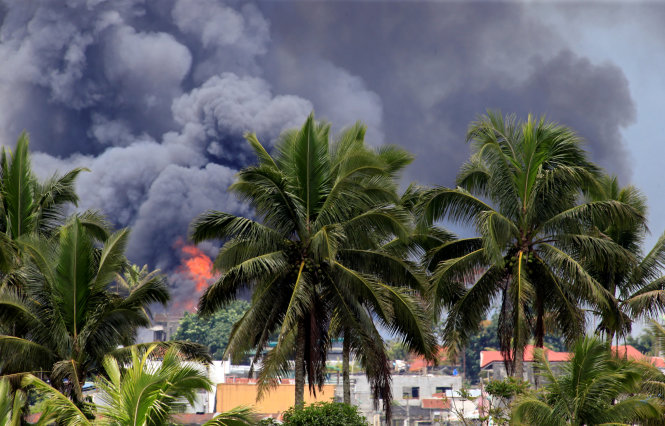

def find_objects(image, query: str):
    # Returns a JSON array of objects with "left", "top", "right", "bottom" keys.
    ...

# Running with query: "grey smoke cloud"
[
  {"left": 261, "top": 2, "right": 636, "bottom": 185},
  {"left": 1, "top": 1, "right": 638, "bottom": 309}
]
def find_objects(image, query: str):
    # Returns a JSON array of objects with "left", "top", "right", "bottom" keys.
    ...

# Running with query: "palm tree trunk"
[
  {"left": 295, "top": 321, "right": 306, "bottom": 409},
  {"left": 514, "top": 345, "right": 524, "bottom": 380},
  {"left": 535, "top": 296, "right": 544, "bottom": 349},
  {"left": 342, "top": 330, "right": 351, "bottom": 404},
  {"left": 534, "top": 297, "right": 544, "bottom": 388}
]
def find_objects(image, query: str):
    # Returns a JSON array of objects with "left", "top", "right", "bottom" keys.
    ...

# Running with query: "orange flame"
[
  {"left": 173, "top": 239, "right": 219, "bottom": 313},
  {"left": 181, "top": 245, "right": 214, "bottom": 292}
]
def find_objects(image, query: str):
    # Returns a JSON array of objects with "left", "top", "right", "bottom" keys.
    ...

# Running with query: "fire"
[
  {"left": 173, "top": 238, "right": 219, "bottom": 313},
  {"left": 181, "top": 245, "right": 214, "bottom": 292}
]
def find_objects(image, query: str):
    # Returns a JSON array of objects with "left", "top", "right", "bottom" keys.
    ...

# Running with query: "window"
[
  {"left": 435, "top": 386, "right": 451, "bottom": 394},
  {"left": 403, "top": 387, "right": 420, "bottom": 399}
]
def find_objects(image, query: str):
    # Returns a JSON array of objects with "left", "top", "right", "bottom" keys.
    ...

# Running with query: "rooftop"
[{"left": 480, "top": 344, "right": 665, "bottom": 369}]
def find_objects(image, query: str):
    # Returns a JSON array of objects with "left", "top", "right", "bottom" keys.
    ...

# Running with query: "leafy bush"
[
  {"left": 171, "top": 300, "right": 249, "bottom": 359},
  {"left": 484, "top": 377, "right": 529, "bottom": 399},
  {"left": 482, "top": 378, "right": 530, "bottom": 425},
  {"left": 281, "top": 401, "right": 368, "bottom": 426}
]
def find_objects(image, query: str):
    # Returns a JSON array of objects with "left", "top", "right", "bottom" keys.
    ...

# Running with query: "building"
[
  {"left": 480, "top": 344, "right": 569, "bottom": 383},
  {"left": 480, "top": 344, "right": 665, "bottom": 384},
  {"left": 407, "top": 347, "right": 459, "bottom": 376},
  {"left": 136, "top": 312, "right": 184, "bottom": 343},
  {"left": 215, "top": 381, "right": 336, "bottom": 420},
  {"left": 348, "top": 373, "right": 462, "bottom": 424}
]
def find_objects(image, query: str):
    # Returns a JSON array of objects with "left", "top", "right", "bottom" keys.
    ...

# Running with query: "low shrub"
[{"left": 281, "top": 401, "right": 368, "bottom": 426}]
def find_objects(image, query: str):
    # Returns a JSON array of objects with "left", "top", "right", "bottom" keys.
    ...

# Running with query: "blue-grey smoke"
[{"left": 0, "top": 0, "right": 636, "bottom": 308}]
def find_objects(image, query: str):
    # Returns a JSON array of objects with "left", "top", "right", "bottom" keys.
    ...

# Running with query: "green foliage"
[
  {"left": 26, "top": 345, "right": 256, "bottom": 425},
  {"left": 0, "top": 218, "right": 170, "bottom": 402},
  {"left": 585, "top": 175, "right": 665, "bottom": 341},
  {"left": 0, "top": 132, "right": 90, "bottom": 279},
  {"left": 281, "top": 401, "right": 368, "bottom": 426},
  {"left": 202, "top": 406, "right": 258, "bottom": 426},
  {"left": 386, "top": 339, "right": 408, "bottom": 360},
  {"left": 482, "top": 378, "right": 529, "bottom": 426},
  {"left": 423, "top": 111, "right": 639, "bottom": 376},
  {"left": 543, "top": 334, "right": 568, "bottom": 352},
  {"left": 172, "top": 300, "right": 250, "bottom": 359},
  {"left": 485, "top": 377, "right": 529, "bottom": 400},
  {"left": 458, "top": 317, "right": 498, "bottom": 384},
  {"left": 192, "top": 114, "right": 436, "bottom": 419},
  {"left": 626, "top": 331, "right": 654, "bottom": 355},
  {"left": 450, "top": 314, "right": 568, "bottom": 384},
  {"left": 95, "top": 345, "right": 213, "bottom": 425},
  {"left": 0, "top": 378, "right": 25, "bottom": 426},
  {"left": 512, "top": 336, "right": 665, "bottom": 425}
]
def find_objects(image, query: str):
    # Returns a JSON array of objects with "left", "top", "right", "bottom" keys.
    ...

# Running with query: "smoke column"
[{"left": 0, "top": 1, "right": 636, "bottom": 309}]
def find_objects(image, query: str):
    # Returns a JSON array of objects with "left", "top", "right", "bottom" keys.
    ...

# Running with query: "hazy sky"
[{"left": 0, "top": 0, "right": 662, "bottom": 310}]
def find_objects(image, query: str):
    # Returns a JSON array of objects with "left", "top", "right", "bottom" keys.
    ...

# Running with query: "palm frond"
[
  {"left": 109, "top": 340, "right": 212, "bottom": 365},
  {"left": 202, "top": 406, "right": 259, "bottom": 426},
  {"left": 3, "top": 132, "right": 37, "bottom": 239},
  {"left": 23, "top": 374, "right": 92, "bottom": 426}
]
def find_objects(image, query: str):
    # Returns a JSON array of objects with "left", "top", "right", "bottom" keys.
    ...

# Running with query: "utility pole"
[{"left": 404, "top": 395, "right": 411, "bottom": 426}]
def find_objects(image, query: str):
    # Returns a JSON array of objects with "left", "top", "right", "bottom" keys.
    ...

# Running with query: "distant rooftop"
[{"left": 480, "top": 344, "right": 665, "bottom": 369}]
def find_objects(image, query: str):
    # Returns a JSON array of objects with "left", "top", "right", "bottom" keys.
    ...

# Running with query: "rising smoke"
[{"left": 0, "top": 0, "right": 637, "bottom": 310}]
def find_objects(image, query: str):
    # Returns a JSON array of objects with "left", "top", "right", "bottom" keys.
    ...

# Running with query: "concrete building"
[
  {"left": 216, "top": 382, "right": 336, "bottom": 420},
  {"left": 347, "top": 373, "right": 462, "bottom": 424},
  {"left": 136, "top": 312, "right": 184, "bottom": 343},
  {"left": 480, "top": 345, "right": 570, "bottom": 383},
  {"left": 480, "top": 344, "right": 665, "bottom": 385}
]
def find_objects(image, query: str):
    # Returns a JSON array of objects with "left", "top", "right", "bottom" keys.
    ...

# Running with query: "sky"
[{"left": 0, "top": 0, "right": 662, "bottom": 313}]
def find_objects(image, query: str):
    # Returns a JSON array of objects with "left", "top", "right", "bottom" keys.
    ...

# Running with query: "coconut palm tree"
[
  {"left": 512, "top": 336, "right": 664, "bottom": 425},
  {"left": 94, "top": 345, "right": 251, "bottom": 426},
  {"left": 582, "top": 175, "right": 665, "bottom": 346},
  {"left": 329, "top": 185, "right": 443, "bottom": 408},
  {"left": 191, "top": 114, "right": 436, "bottom": 415},
  {"left": 0, "top": 132, "right": 103, "bottom": 281},
  {"left": 0, "top": 217, "right": 173, "bottom": 402},
  {"left": 26, "top": 345, "right": 257, "bottom": 425},
  {"left": 421, "top": 112, "right": 638, "bottom": 378}
]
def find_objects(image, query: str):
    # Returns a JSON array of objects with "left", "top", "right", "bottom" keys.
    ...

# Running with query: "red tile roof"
[
  {"left": 480, "top": 345, "right": 570, "bottom": 368},
  {"left": 481, "top": 344, "right": 665, "bottom": 369},
  {"left": 422, "top": 398, "right": 451, "bottom": 409},
  {"left": 408, "top": 347, "right": 453, "bottom": 371},
  {"left": 611, "top": 345, "right": 648, "bottom": 360},
  {"left": 652, "top": 356, "right": 665, "bottom": 368},
  {"left": 611, "top": 345, "right": 665, "bottom": 368}
]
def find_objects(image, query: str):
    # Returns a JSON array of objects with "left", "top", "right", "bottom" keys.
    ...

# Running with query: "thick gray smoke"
[
  {"left": 2, "top": 1, "right": 637, "bottom": 309},
  {"left": 262, "top": 2, "right": 636, "bottom": 184}
]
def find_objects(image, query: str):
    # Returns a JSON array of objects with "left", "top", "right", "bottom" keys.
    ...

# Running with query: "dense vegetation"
[
  {"left": 172, "top": 300, "right": 250, "bottom": 359},
  {"left": 280, "top": 401, "right": 368, "bottom": 426},
  {"left": 1, "top": 110, "right": 665, "bottom": 425}
]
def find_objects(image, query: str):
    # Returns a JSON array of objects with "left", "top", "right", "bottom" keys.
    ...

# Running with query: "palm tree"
[
  {"left": 421, "top": 112, "right": 638, "bottom": 378},
  {"left": 0, "top": 217, "right": 172, "bottom": 402},
  {"left": 330, "top": 185, "right": 439, "bottom": 408},
  {"left": 115, "top": 264, "right": 165, "bottom": 320},
  {"left": 95, "top": 345, "right": 240, "bottom": 425},
  {"left": 0, "top": 132, "right": 98, "bottom": 280},
  {"left": 584, "top": 175, "right": 665, "bottom": 345},
  {"left": 0, "top": 379, "right": 24, "bottom": 426},
  {"left": 512, "top": 336, "right": 664, "bottom": 425},
  {"left": 26, "top": 345, "right": 257, "bottom": 425},
  {"left": 191, "top": 114, "right": 436, "bottom": 415}
]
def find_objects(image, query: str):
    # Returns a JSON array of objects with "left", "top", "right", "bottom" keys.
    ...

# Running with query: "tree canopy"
[{"left": 171, "top": 300, "right": 250, "bottom": 360}]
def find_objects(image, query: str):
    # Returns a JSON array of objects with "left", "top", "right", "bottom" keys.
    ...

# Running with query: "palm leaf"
[
  {"left": 202, "top": 406, "right": 259, "bottom": 426},
  {"left": 3, "top": 132, "right": 37, "bottom": 239}
]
